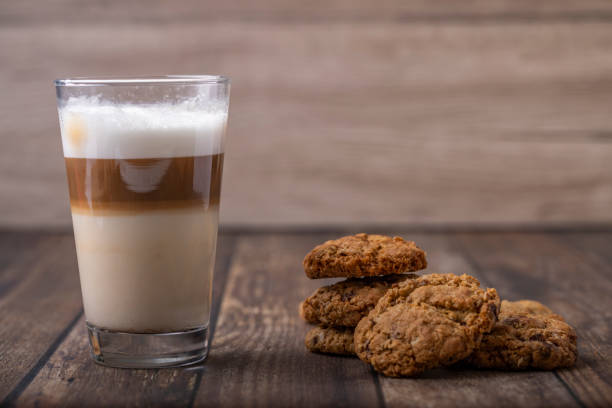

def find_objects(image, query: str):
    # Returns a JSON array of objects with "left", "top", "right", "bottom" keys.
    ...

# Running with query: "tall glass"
[{"left": 55, "top": 76, "right": 230, "bottom": 368}]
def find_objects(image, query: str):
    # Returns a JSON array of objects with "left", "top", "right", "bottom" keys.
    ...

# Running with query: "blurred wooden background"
[{"left": 1, "top": 0, "right": 611, "bottom": 228}]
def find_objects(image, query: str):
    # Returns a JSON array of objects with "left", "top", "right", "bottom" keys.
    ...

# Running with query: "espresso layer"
[{"left": 66, "top": 154, "right": 223, "bottom": 214}]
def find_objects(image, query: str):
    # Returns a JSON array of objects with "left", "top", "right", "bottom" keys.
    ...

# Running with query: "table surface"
[{"left": 0, "top": 228, "right": 610, "bottom": 407}]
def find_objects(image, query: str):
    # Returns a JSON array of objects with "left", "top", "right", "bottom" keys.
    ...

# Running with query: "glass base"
[{"left": 86, "top": 323, "right": 209, "bottom": 368}]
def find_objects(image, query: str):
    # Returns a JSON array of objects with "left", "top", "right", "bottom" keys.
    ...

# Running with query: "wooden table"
[{"left": 1, "top": 229, "right": 610, "bottom": 407}]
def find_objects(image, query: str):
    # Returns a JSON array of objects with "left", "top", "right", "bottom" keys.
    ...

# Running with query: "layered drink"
[{"left": 56, "top": 76, "right": 230, "bottom": 367}]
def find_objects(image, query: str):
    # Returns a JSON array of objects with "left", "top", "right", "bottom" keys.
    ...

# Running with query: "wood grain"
[
  {"left": 0, "top": 231, "right": 46, "bottom": 298},
  {"left": 1, "top": 230, "right": 611, "bottom": 407},
  {"left": 9, "top": 233, "right": 236, "bottom": 407},
  {"left": 1, "top": 2, "right": 612, "bottom": 228},
  {"left": 11, "top": 317, "right": 203, "bottom": 407},
  {"left": 194, "top": 234, "right": 381, "bottom": 407},
  {"left": 563, "top": 233, "right": 612, "bottom": 267},
  {"left": 0, "top": 232, "right": 82, "bottom": 402},
  {"left": 456, "top": 232, "right": 612, "bottom": 408},
  {"left": 3, "top": 0, "right": 612, "bottom": 24}
]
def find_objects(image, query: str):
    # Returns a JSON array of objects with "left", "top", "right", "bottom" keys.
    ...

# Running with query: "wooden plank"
[
  {"left": 1, "top": 21, "right": 612, "bottom": 229},
  {"left": 376, "top": 233, "right": 578, "bottom": 408},
  {"left": 10, "top": 233, "right": 236, "bottom": 406},
  {"left": 0, "top": 230, "right": 47, "bottom": 298},
  {"left": 11, "top": 316, "right": 203, "bottom": 407},
  {"left": 208, "top": 234, "right": 239, "bottom": 341},
  {"left": 3, "top": 0, "right": 612, "bottom": 24},
  {"left": 456, "top": 232, "right": 612, "bottom": 408},
  {"left": 3, "top": 231, "right": 610, "bottom": 406},
  {"left": 193, "top": 234, "right": 381, "bottom": 407},
  {"left": 563, "top": 232, "right": 612, "bottom": 267},
  {"left": 0, "top": 232, "right": 82, "bottom": 402},
  {"left": 0, "top": 230, "right": 44, "bottom": 268}
]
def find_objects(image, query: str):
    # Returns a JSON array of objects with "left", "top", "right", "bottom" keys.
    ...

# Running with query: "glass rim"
[{"left": 54, "top": 75, "right": 230, "bottom": 87}]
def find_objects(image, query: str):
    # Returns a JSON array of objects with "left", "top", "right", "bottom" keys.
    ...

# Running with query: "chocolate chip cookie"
[
  {"left": 300, "top": 274, "right": 417, "bottom": 328},
  {"left": 467, "top": 300, "right": 577, "bottom": 370},
  {"left": 303, "top": 233, "right": 427, "bottom": 279},
  {"left": 500, "top": 299, "right": 564, "bottom": 321},
  {"left": 305, "top": 326, "right": 356, "bottom": 356},
  {"left": 354, "top": 273, "right": 500, "bottom": 377}
]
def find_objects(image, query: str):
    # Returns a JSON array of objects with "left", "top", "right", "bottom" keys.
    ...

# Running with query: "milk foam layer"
[{"left": 59, "top": 97, "right": 227, "bottom": 159}]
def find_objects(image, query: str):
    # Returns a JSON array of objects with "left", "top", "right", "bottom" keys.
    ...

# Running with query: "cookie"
[
  {"left": 300, "top": 274, "right": 417, "bottom": 328},
  {"left": 467, "top": 300, "right": 577, "bottom": 370},
  {"left": 304, "top": 326, "right": 356, "bottom": 356},
  {"left": 354, "top": 273, "right": 500, "bottom": 377},
  {"left": 500, "top": 299, "right": 564, "bottom": 321},
  {"left": 303, "top": 233, "right": 427, "bottom": 279}
]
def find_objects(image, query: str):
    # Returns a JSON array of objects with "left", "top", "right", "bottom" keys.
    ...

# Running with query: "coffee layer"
[{"left": 66, "top": 154, "right": 223, "bottom": 214}]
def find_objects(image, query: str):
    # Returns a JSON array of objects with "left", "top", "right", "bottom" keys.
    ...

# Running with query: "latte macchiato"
[{"left": 59, "top": 98, "right": 226, "bottom": 333}]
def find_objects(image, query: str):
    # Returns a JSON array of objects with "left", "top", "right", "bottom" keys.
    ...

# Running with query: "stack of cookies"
[
  {"left": 300, "top": 233, "right": 428, "bottom": 356},
  {"left": 299, "top": 233, "right": 577, "bottom": 377}
]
